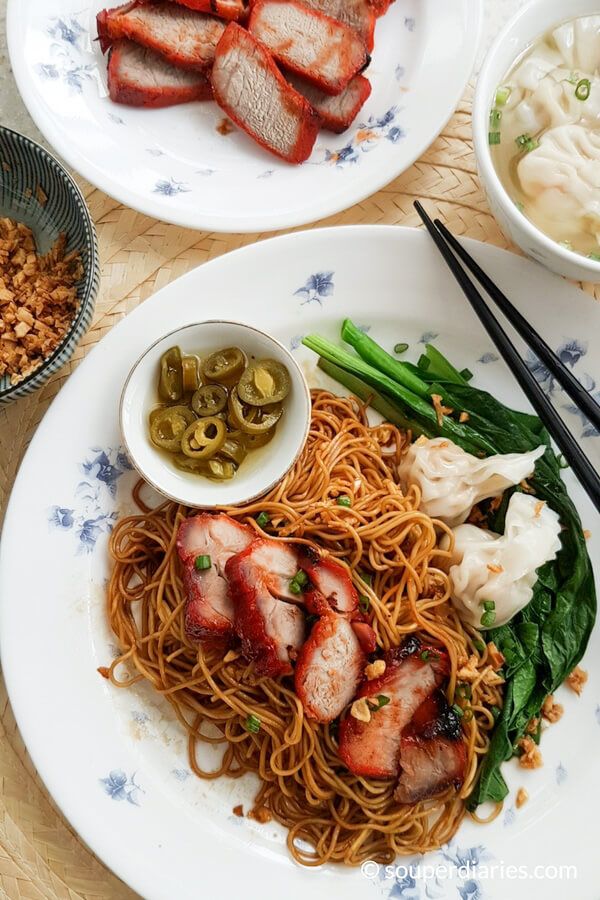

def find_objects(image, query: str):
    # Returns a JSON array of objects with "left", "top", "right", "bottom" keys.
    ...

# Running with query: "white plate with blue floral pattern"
[
  {"left": 7, "top": 1, "right": 480, "bottom": 232},
  {"left": 1, "top": 226, "right": 600, "bottom": 900}
]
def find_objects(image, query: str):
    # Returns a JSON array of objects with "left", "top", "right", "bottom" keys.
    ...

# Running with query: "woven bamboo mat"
[{"left": 0, "top": 84, "right": 597, "bottom": 900}]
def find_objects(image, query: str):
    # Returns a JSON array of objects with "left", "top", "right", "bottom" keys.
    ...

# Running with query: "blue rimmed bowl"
[{"left": 0, "top": 126, "right": 99, "bottom": 405}]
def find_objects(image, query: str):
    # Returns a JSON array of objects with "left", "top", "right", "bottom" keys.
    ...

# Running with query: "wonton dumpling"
[
  {"left": 552, "top": 16, "right": 600, "bottom": 73},
  {"left": 398, "top": 437, "right": 545, "bottom": 527},
  {"left": 441, "top": 493, "right": 561, "bottom": 629},
  {"left": 518, "top": 124, "right": 600, "bottom": 242}
]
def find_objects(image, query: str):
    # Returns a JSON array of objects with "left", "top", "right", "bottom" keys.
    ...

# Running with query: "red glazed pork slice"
[
  {"left": 286, "top": 73, "right": 371, "bottom": 132},
  {"left": 107, "top": 39, "right": 213, "bottom": 107},
  {"left": 300, "top": 0, "right": 375, "bottom": 50},
  {"left": 165, "top": 0, "right": 248, "bottom": 21}
]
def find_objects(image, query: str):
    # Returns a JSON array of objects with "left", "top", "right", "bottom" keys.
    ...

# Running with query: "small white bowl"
[
  {"left": 473, "top": 0, "right": 600, "bottom": 284},
  {"left": 120, "top": 320, "right": 311, "bottom": 507}
]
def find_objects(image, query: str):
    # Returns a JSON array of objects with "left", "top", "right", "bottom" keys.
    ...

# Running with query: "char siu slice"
[
  {"left": 107, "top": 39, "right": 213, "bottom": 107},
  {"left": 165, "top": 0, "right": 248, "bottom": 21},
  {"left": 367, "top": 0, "right": 395, "bottom": 16},
  {"left": 177, "top": 513, "right": 254, "bottom": 641},
  {"left": 338, "top": 636, "right": 448, "bottom": 778},
  {"left": 286, "top": 72, "right": 371, "bottom": 132},
  {"left": 248, "top": 0, "right": 369, "bottom": 96},
  {"left": 98, "top": 1, "right": 225, "bottom": 70},
  {"left": 394, "top": 690, "right": 467, "bottom": 804},
  {"left": 295, "top": 610, "right": 366, "bottom": 723},
  {"left": 211, "top": 23, "right": 320, "bottom": 163},
  {"left": 298, "top": 548, "right": 359, "bottom": 614},
  {"left": 225, "top": 538, "right": 306, "bottom": 677},
  {"left": 300, "top": 0, "right": 375, "bottom": 50}
]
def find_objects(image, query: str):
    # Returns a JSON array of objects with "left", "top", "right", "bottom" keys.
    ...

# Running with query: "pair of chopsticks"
[{"left": 414, "top": 200, "right": 600, "bottom": 515}]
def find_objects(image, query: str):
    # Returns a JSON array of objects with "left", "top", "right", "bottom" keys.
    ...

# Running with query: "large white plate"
[
  {"left": 7, "top": 1, "right": 480, "bottom": 232},
  {"left": 2, "top": 226, "right": 600, "bottom": 900}
]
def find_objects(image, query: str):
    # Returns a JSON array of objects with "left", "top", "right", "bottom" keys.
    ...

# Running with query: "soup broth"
[{"left": 491, "top": 15, "right": 600, "bottom": 258}]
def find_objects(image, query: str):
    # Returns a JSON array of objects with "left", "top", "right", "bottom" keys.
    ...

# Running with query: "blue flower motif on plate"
[
  {"left": 100, "top": 769, "right": 144, "bottom": 806},
  {"left": 48, "top": 446, "right": 133, "bottom": 553},
  {"left": 154, "top": 178, "right": 191, "bottom": 196},
  {"left": 595, "top": 704, "right": 600, "bottom": 725},
  {"left": 503, "top": 805, "right": 516, "bottom": 827},
  {"left": 294, "top": 272, "right": 335, "bottom": 306},
  {"left": 108, "top": 112, "right": 125, "bottom": 125},
  {"left": 556, "top": 762, "right": 568, "bottom": 785},
  {"left": 419, "top": 331, "right": 440, "bottom": 344},
  {"left": 478, "top": 351, "right": 499, "bottom": 364},
  {"left": 290, "top": 334, "right": 306, "bottom": 351},
  {"left": 37, "top": 15, "right": 94, "bottom": 93},
  {"left": 457, "top": 881, "right": 482, "bottom": 900},
  {"left": 404, "top": 16, "right": 416, "bottom": 32},
  {"left": 322, "top": 107, "right": 406, "bottom": 167},
  {"left": 171, "top": 768, "right": 191, "bottom": 782},
  {"left": 395, "top": 65, "right": 406, "bottom": 81}
]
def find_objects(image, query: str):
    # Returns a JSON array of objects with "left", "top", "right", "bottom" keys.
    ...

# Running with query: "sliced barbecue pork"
[
  {"left": 367, "top": 0, "right": 395, "bottom": 16},
  {"left": 338, "top": 637, "right": 449, "bottom": 778},
  {"left": 298, "top": 548, "right": 359, "bottom": 614},
  {"left": 107, "top": 39, "right": 213, "bottom": 107},
  {"left": 98, "top": 1, "right": 226, "bottom": 70},
  {"left": 295, "top": 610, "right": 366, "bottom": 723},
  {"left": 177, "top": 513, "right": 254, "bottom": 641},
  {"left": 211, "top": 23, "right": 320, "bottom": 163},
  {"left": 286, "top": 73, "right": 371, "bottom": 133},
  {"left": 248, "top": 0, "right": 369, "bottom": 96},
  {"left": 225, "top": 538, "right": 306, "bottom": 677},
  {"left": 394, "top": 690, "right": 467, "bottom": 804},
  {"left": 300, "top": 0, "right": 375, "bottom": 50},
  {"left": 165, "top": 0, "right": 248, "bottom": 20}
]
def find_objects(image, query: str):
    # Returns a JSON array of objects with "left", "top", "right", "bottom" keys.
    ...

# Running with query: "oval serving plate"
[
  {"left": 1, "top": 227, "right": 599, "bottom": 900},
  {"left": 7, "top": 1, "right": 480, "bottom": 232}
]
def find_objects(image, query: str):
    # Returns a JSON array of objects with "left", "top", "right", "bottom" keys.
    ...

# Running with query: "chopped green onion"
[
  {"left": 488, "top": 131, "right": 501, "bottom": 146},
  {"left": 452, "top": 703, "right": 464, "bottom": 719},
  {"left": 456, "top": 683, "right": 472, "bottom": 700},
  {"left": 495, "top": 85, "right": 511, "bottom": 106},
  {"left": 482, "top": 600, "right": 496, "bottom": 612},
  {"left": 393, "top": 342, "right": 409, "bottom": 355},
  {"left": 459, "top": 367, "right": 473, "bottom": 382},
  {"left": 489, "top": 109, "right": 502, "bottom": 128},
  {"left": 359, "top": 595, "right": 370, "bottom": 615},
  {"left": 473, "top": 639, "right": 486, "bottom": 653},
  {"left": 462, "top": 707, "right": 474, "bottom": 723},
  {"left": 417, "top": 354, "right": 431, "bottom": 371},
  {"left": 420, "top": 649, "right": 430, "bottom": 661},
  {"left": 358, "top": 570, "right": 373, "bottom": 587},
  {"left": 289, "top": 569, "right": 309, "bottom": 594},
  {"left": 375, "top": 694, "right": 390, "bottom": 709},
  {"left": 480, "top": 610, "right": 497, "bottom": 628},
  {"left": 194, "top": 554, "right": 211, "bottom": 571},
  {"left": 515, "top": 133, "right": 539, "bottom": 153},
  {"left": 575, "top": 78, "right": 591, "bottom": 101},
  {"left": 244, "top": 714, "right": 261, "bottom": 733},
  {"left": 337, "top": 495, "right": 352, "bottom": 507},
  {"left": 256, "top": 511, "right": 270, "bottom": 528}
]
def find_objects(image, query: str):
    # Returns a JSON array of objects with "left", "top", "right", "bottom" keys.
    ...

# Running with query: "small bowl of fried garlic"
[{"left": 0, "top": 126, "right": 99, "bottom": 404}]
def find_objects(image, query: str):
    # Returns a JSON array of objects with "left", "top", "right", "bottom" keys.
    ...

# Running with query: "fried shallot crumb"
[
  {"left": 365, "top": 659, "right": 386, "bottom": 680},
  {"left": 487, "top": 641, "right": 505, "bottom": 671},
  {"left": 525, "top": 717, "right": 540, "bottom": 735},
  {"left": 516, "top": 787, "right": 529, "bottom": 808},
  {"left": 248, "top": 805, "right": 272, "bottom": 824},
  {"left": 459, "top": 411, "right": 470, "bottom": 423},
  {"left": 518, "top": 737, "right": 543, "bottom": 769},
  {"left": 431, "top": 394, "right": 453, "bottom": 427},
  {"left": 583, "top": 530, "right": 592, "bottom": 540},
  {"left": 566, "top": 666, "right": 588, "bottom": 695},
  {"left": 97, "top": 666, "right": 110, "bottom": 679},
  {"left": 541, "top": 695, "right": 564, "bottom": 723},
  {"left": 232, "top": 804, "right": 244, "bottom": 817},
  {"left": 350, "top": 697, "right": 372, "bottom": 723},
  {"left": 0, "top": 218, "right": 83, "bottom": 384}
]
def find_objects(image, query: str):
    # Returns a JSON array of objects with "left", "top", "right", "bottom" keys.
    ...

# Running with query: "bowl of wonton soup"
[{"left": 473, "top": 0, "right": 600, "bottom": 283}]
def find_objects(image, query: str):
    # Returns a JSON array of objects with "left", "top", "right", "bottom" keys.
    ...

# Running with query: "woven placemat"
[{"left": 0, "top": 85, "right": 597, "bottom": 900}]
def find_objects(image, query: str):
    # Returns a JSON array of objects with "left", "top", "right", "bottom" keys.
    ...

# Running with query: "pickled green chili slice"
[
  {"left": 201, "top": 347, "right": 246, "bottom": 385},
  {"left": 238, "top": 359, "right": 291, "bottom": 406},
  {"left": 181, "top": 416, "right": 226, "bottom": 459},
  {"left": 149, "top": 405, "right": 196, "bottom": 451},
  {"left": 158, "top": 346, "right": 183, "bottom": 401},
  {"left": 243, "top": 428, "right": 276, "bottom": 450},
  {"left": 181, "top": 355, "right": 201, "bottom": 394},
  {"left": 191, "top": 383, "right": 228, "bottom": 417},
  {"left": 228, "top": 387, "right": 283, "bottom": 434},
  {"left": 205, "top": 457, "right": 236, "bottom": 480},
  {"left": 219, "top": 435, "right": 248, "bottom": 466}
]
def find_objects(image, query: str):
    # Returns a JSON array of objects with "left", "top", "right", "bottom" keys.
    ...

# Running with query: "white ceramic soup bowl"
[
  {"left": 120, "top": 320, "right": 311, "bottom": 507},
  {"left": 473, "top": 0, "right": 600, "bottom": 284}
]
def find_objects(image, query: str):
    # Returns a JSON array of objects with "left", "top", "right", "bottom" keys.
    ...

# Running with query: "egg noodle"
[{"left": 106, "top": 390, "right": 503, "bottom": 866}]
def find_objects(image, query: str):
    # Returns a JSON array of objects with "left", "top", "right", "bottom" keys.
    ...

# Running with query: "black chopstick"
[
  {"left": 433, "top": 217, "right": 600, "bottom": 434},
  {"left": 414, "top": 200, "right": 600, "bottom": 514}
]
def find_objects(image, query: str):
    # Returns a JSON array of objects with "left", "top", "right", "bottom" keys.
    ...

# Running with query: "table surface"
[{"left": 0, "top": 1, "right": 587, "bottom": 899}]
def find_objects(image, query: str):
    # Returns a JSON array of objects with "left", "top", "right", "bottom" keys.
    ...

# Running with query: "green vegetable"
[
  {"left": 460, "top": 368, "right": 474, "bottom": 382},
  {"left": 575, "top": 78, "right": 591, "bottom": 101},
  {"left": 337, "top": 495, "right": 352, "bottom": 507},
  {"left": 304, "top": 324, "right": 595, "bottom": 813},
  {"left": 256, "top": 512, "right": 270, "bottom": 528},
  {"left": 194, "top": 554, "right": 211, "bottom": 571},
  {"left": 480, "top": 610, "right": 496, "bottom": 628},
  {"left": 244, "top": 714, "right": 261, "bottom": 734},
  {"left": 495, "top": 86, "right": 511, "bottom": 106},
  {"left": 483, "top": 600, "right": 495, "bottom": 612}
]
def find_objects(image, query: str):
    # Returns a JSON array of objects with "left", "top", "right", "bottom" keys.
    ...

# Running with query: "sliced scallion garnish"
[
  {"left": 359, "top": 595, "right": 370, "bottom": 614},
  {"left": 488, "top": 131, "right": 501, "bottom": 146},
  {"left": 394, "top": 342, "right": 409, "bottom": 355},
  {"left": 575, "top": 78, "right": 591, "bottom": 101},
  {"left": 515, "top": 133, "right": 539, "bottom": 153},
  {"left": 480, "top": 609, "right": 497, "bottom": 628},
  {"left": 495, "top": 85, "right": 511, "bottom": 106},
  {"left": 194, "top": 554, "right": 211, "bottom": 571},
  {"left": 337, "top": 495, "right": 352, "bottom": 507},
  {"left": 289, "top": 569, "right": 309, "bottom": 594},
  {"left": 256, "top": 511, "right": 270, "bottom": 528},
  {"left": 482, "top": 599, "right": 496, "bottom": 612},
  {"left": 489, "top": 109, "right": 502, "bottom": 128},
  {"left": 244, "top": 714, "right": 261, "bottom": 734}
]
